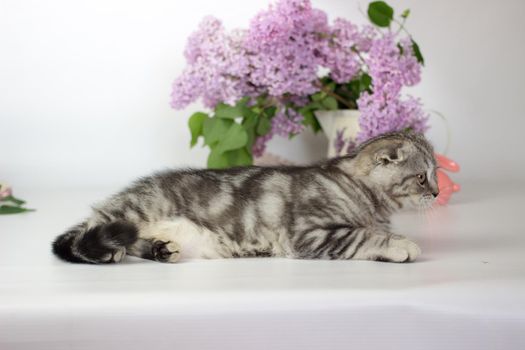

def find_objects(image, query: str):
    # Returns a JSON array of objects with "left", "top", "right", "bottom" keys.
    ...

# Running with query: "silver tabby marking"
[{"left": 52, "top": 132, "right": 438, "bottom": 264}]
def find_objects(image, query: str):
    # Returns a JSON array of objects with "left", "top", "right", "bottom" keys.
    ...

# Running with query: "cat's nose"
[{"left": 432, "top": 191, "right": 439, "bottom": 198}]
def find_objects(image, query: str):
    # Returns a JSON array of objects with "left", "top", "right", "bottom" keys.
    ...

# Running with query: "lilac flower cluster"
[
  {"left": 252, "top": 133, "right": 274, "bottom": 158},
  {"left": 357, "top": 94, "right": 428, "bottom": 142},
  {"left": 171, "top": 0, "right": 429, "bottom": 157},
  {"left": 171, "top": 1, "right": 378, "bottom": 109},
  {"left": 171, "top": 1, "right": 332, "bottom": 109},
  {"left": 357, "top": 35, "right": 428, "bottom": 142},
  {"left": 272, "top": 108, "right": 305, "bottom": 137},
  {"left": 170, "top": 17, "right": 250, "bottom": 109},
  {"left": 317, "top": 19, "right": 375, "bottom": 84},
  {"left": 244, "top": 0, "right": 328, "bottom": 97}
]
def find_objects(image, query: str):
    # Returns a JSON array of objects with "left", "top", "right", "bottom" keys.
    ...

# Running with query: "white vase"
[{"left": 315, "top": 109, "right": 361, "bottom": 158}]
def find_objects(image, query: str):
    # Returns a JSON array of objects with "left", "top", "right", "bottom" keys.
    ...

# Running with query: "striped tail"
[{"left": 52, "top": 221, "right": 138, "bottom": 264}]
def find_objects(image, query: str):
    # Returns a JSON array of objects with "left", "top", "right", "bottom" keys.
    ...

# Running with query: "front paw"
[
  {"left": 152, "top": 240, "right": 181, "bottom": 263},
  {"left": 379, "top": 234, "right": 421, "bottom": 263}
]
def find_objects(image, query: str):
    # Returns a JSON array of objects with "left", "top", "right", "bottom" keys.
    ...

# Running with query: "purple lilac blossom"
[
  {"left": 357, "top": 93, "right": 429, "bottom": 142},
  {"left": 272, "top": 107, "right": 305, "bottom": 137},
  {"left": 170, "top": 0, "right": 386, "bottom": 111},
  {"left": 252, "top": 132, "right": 274, "bottom": 158},
  {"left": 366, "top": 34, "right": 403, "bottom": 98},
  {"left": 170, "top": 0, "right": 429, "bottom": 155},
  {"left": 317, "top": 19, "right": 374, "bottom": 83},
  {"left": 244, "top": 0, "right": 329, "bottom": 96},
  {"left": 398, "top": 37, "right": 422, "bottom": 86},
  {"left": 356, "top": 34, "right": 428, "bottom": 143},
  {"left": 170, "top": 17, "right": 250, "bottom": 109}
]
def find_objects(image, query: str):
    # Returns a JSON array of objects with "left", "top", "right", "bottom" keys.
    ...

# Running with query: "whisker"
[{"left": 417, "top": 194, "right": 436, "bottom": 222}]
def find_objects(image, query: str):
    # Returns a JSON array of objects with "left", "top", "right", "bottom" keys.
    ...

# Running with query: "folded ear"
[
  {"left": 375, "top": 144, "right": 405, "bottom": 165},
  {"left": 348, "top": 139, "right": 408, "bottom": 175}
]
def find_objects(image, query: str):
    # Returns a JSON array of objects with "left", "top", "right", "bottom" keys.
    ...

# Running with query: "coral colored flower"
[{"left": 0, "top": 183, "right": 12, "bottom": 200}]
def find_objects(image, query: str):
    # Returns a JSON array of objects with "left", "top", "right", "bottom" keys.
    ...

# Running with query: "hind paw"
[
  {"left": 152, "top": 240, "right": 181, "bottom": 263},
  {"left": 112, "top": 248, "right": 126, "bottom": 262},
  {"left": 100, "top": 247, "right": 126, "bottom": 263}
]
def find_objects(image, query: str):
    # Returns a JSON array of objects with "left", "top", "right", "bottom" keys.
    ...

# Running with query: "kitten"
[{"left": 52, "top": 132, "right": 438, "bottom": 264}]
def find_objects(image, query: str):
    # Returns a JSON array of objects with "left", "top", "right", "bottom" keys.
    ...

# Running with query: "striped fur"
[{"left": 52, "top": 132, "right": 438, "bottom": 264}]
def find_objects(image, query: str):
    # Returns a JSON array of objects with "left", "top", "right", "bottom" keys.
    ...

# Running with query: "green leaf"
[
  {"left": 2, "top": 195, "right": 26, "bottom": 206},
  {"left": 0, "top": 205, "right": 35, "bottom": 215},
  {"left": 263, "top": 106, "right": 277, "bottom": 118},
  {"left": 322, "top": 96, "right": 338, "bottom": 110},
  {"left": 306, "top": 101, "right": 323, "bottom": 110},
  {"left": 203, "top": 117, "right": 233, "bottom": 147},
  {"left": 411, "top": 39, "right": 425, "bottom": 65},
  {"left": 215, "top": 123, "right": 248, "bottom": 154},
  {"left": 207, "top": 149, "right": 229, "bottom": 169},
  {"left": 236, "top": 96, "right": 250, "bottom": 107},
  {"left": 214, "top": 103, "right": 243, "bottom": 119},
  {"left": 242, "top": 106, "right": 258, "bottom": 120},
  {"left": 311, "top": 92, "right": 324, "bottom": 102},
  {"left": 348, "top": 79, "right": 360, "bottom": 97},
  {"left": 256, "top": 96, "right": 264, "bottom": 105},
  {"left": 226, "top": 148, "right": 253, "bottom": 167},
  {"left": 397, "top": 43, "right": 404, "bottom": 55},
  {"left": 256, "top": 116, "right": 272, "bottom": 136},
  {"left": 230, "top": 97, "right": 255, "bottom": 116},
  {"left": 299, "top": 108, "right": 321, "bottom": 133},
  {"left": 208, "top": 143, "right": 252, "bottom": 169},
  {"left": 368, "top": 1, "right": 394, "bottom": 27},
  {"left": 401, "top": 9, "right": 410, "bottom": 19},
  {"left": 242, "top": 114, "right": 258, "bottom": 150},
  {"left": 360, "top": 73, "right": 372, "bottom": 92},
  {"left": 188, "top": 112, "right": 208, "bottom": 147}
]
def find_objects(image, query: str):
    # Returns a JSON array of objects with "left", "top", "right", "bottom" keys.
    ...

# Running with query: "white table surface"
[{"left": 1, "top": 180, "right": 524, "bottom": 350}]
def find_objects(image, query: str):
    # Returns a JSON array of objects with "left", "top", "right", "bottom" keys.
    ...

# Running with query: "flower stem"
[
  {"left": 393, "top": 18, "right": 412, "bottom": 38},
  {"left": 315, "top": 81, "right": 356, "bottom": 109},
  {"left": 351, "top": 47, "right": 369, "bottom": 69}
]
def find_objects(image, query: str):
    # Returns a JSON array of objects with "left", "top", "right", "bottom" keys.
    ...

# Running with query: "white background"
[{"left": 1, "top": 0, "right": 524, "bottom": 189}]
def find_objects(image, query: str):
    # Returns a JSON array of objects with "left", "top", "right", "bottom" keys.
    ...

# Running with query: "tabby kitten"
[{"left": 52, "top": 132, "right": 438, "bottom": 264}]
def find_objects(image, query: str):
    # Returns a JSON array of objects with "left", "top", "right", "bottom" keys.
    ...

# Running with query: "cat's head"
[{"left": 352, "top": 132, "right": 439, "bottom": 209}]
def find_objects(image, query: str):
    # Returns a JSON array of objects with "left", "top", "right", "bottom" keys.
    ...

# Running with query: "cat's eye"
[{"left": 417, "top": 173, "right": 426, "bottom": 184}]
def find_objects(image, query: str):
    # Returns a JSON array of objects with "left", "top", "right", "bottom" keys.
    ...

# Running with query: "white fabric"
[{"left": 1, "top": 181, "right": 524, "bottom": 349}]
